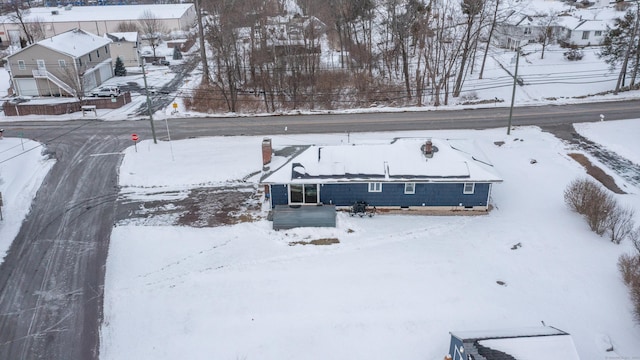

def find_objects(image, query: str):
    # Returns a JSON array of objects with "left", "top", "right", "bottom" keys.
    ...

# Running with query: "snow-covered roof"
[
  {"left": 451, "top": 326, "right": 568, "bottom": 340},
  {"left": 574, "top": 19, "right": 610, "bottom": 31},
  {"left": 36, "top": 29, "right": 111, "bottom": 58},
  {"left": 261, "top": 138, "right": 502, "bottom": 184},
  {"left": 479, "top": 335, "right": 581, "bottom": 360},
  {"left": 106, "top": 32, "right": 138, "bottom": 43},
  {"left": 0, "top": 4, "right": 193, "bottom": 23},
  {"left": 451, "top": 327, "right": 580, "bottom": 360}
]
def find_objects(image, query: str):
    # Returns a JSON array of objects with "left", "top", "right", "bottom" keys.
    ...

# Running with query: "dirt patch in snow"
[
  {"left": 568, "top": 153, "right": 625, "bottom": 194},
  {"left": 289, "top": 238, "right": 340, "bottom": 246},
  {"left": 116, "top": 184, "right": 264, "bottom": 227}
]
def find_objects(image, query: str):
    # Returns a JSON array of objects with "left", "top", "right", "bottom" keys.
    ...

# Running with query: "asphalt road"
[{"left": 0, "top": 99, "right": 638, "bottom": 359}]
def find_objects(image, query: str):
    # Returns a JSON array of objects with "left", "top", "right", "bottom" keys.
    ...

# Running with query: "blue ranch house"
[{"left": 260, "top": 137, "right": 502, "bottom": 211}]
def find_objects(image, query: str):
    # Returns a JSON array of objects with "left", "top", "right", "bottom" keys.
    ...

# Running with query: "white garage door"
[
  {"left": 15, "top": 78, "right": 39, "bottom": 96},
  {"left": 98, "top": 62, "right": 113, "bottom": 83}
]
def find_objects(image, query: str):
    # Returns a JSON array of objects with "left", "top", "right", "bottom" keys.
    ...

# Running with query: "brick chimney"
[
  {"left": 262, "top": 138, "right": 272, "bottom": 166},
  {"left": 424, "top": 140, "right": 433, "bottom": 158}
]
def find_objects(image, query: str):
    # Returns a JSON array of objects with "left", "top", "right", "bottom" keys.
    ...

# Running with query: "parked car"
[
  {"left": 152, "top": 59, "right": 170, "bottom": 66},
  {"left": 90, "top": 86, "right": 121, "bottom": 97}
]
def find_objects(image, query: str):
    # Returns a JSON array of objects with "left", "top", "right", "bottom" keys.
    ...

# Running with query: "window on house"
[
  {"left": 18, "top": 60, "right": 26, "bottom": 70},
  {"left": 104, "top": 45, "right": 108, "bottom": 53},
  {"left": 368, "top": 182, "right": 382, "bottom": 192},
  {"left": 289, "top": 184, "right": 318, "bottom": 204},
  {"left": 404, "top": 183, "right": 415, "bottom": 194},
  {"left": 89, "top": 54, "right": 92, "bottom": 61},
  {"left": 463, "top": 183, "right": 475, "bottom": 194},
  {"left": 96, "top": 49, "right": 100, "bottom": 58},
  {"left": 524, "top": 27, "right": 531, "bottom": 35},
  {"left": 582, "top": 31, "right": 590, "bottom": 40},
  {"left": 78, "top": 58, "right": 83, "bottom": 66},
  {"left": 595, "top": 30, "right": 602, "bottom": 36},
  {"left": 58, "top": 59, "right": 66, "bottom": 67}
]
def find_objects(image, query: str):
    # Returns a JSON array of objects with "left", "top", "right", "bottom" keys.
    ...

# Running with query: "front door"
[{"left": 289, "top": 184, "right": 319, "bottom": 205}]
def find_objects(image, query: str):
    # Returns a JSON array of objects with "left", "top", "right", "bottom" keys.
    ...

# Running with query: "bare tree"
[
  {"left": 54, "top": 61, "right": 88, "bottom": 103},
  {"left": 2, "top": 0, "right": 35, "bottom": 45},
  {"left": 453, "top": 0, "right": 485, "bottom": 97},
  {"left": 26, "top": 16, "right": 46, "bottom": 42},
  {"left": 194, "top": 0, "right": 210, "bottom": 85},
  {"left": 116, "top": 21, "right": 139, "bottom": 33},
  {"left": 138, "top": 10, "right": 167, "bottom": 58},
  {"left": 423, "top": 0, "right": 466, "bottom": 106},
  {"left": 479, "top": 0, "right": 499, "bottom": 79},
  {"left": 535, "top": 10, "right": 559, "bottom": 60}
]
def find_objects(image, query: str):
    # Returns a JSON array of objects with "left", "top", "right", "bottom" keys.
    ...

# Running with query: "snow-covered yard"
[
  {"left": 0, "top": 138, "right": 54, "bottom": 261},
  {"left": 98, "top": 121, "right": 640, "bottom": 360}
]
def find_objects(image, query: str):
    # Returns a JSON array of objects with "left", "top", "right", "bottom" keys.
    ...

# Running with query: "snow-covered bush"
[{"left": 564, "top": 178, "right": 636, "bottom": 242}]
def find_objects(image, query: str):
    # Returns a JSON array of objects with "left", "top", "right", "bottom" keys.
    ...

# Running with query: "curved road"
[{"left": 0, "top": 99, "right": 638, "bottom": 359}]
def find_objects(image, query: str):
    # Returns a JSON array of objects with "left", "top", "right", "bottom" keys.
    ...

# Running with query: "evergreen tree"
[
  {"left": 172, "top": 46, "right": 183, "bottom": 60},
  {"left": 599, "top": 7, "right": 640, "bottom": 91},
  {"left": 114, "top": 57, "right": 127, "bottom": 76}
]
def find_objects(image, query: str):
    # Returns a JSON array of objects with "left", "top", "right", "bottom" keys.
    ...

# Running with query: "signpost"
[{"left": 132, "top": 133, "right": 139, "bottom": 152}]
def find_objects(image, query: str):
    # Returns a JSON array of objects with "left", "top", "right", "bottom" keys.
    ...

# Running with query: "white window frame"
[
  {"left": 594, "top": 30, "right": 602, "bottom": 36},
  {"left": 463, "top": 182, "right": 475, "bottom": 194},
  {"left": 58, "top": 59, "right": 66, "bottom": 68},
  {"left": 368, "top": 182, "right": 382, "bottom": 192},
  {"left": 404, "top": 182, "right": 415, "bottom": 194},
  {"left": 17, "top": 60, "right": 26, "bottom": 70},
  {"left": 582, "top": 31, "right": 590, "bottom": 40}
]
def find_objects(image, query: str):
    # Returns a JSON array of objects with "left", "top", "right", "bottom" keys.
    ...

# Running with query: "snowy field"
[{"left": 99, "top": 121, "right": 640, "bottom": 360}]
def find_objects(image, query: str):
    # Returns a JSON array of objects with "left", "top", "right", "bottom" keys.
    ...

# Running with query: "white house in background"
[
  {"left": 495, "top": 12, "right": 563, "bottom": 50},
  {"left": 105, "top": 32, "right": 140, "bottom": 68},
  {"left": 5, "top": 29, "right": 113, "bottom": 97},
  {"left": 559, "top": 16, "right": 610, "bottom": 46}
]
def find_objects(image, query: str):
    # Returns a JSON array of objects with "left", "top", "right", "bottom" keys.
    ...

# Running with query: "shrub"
[
  {"left": 564, "top": 178, "right": 613, "bottom": 234},
  {"left": 564, "top": 178, "right": 636, "bottom": 242},
  {"left": 606, "top": 206, "right": 636, "bottom": 244},
  {"left": 619, "top": 253, "right": 640, "bottom": 323},
  {"left": 564, "top": 49, "right": 584, "bottom": 61}
]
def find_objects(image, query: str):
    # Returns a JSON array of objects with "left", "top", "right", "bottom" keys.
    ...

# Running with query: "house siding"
[
  {"left": 270, "top": 184, "right": 290, "bottom": 206},
  {"left": 448, "top": 335, "right": 465, "bottom": 360},
  {"left": 269, "top": 182, "right": 491, "bottom": 208},
  {"left": 7, "top": 38, "right": 113, "bottom": 97}
]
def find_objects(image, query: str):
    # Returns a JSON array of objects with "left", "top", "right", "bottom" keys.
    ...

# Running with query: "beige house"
[
  {"left": 106, "top": 32, "right": 140, "bottom": 67},
  {"left": 5, "top": 28, "right": 113, "bottom": 97},
  {"left": 0, "top": 4, "right": 195, "bottom": 46}
]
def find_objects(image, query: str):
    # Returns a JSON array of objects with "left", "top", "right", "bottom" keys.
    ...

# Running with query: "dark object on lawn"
[
  {"left": 350, "top": 201, "right": 376, "bottom": 217},
  {"left": 564, "top": 49, "right": 584, "bottom": 61}
]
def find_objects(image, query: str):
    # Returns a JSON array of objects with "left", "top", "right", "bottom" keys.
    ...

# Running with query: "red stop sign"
[{"left": 131, "top": 134, "right": 139, "bottom": 141}]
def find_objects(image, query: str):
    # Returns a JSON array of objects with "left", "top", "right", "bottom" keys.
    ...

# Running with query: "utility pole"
[
  {"left": 507, "top": 48, "right": 520, "bottom": 135},
  {"left": 141, "top": 58, "right": 157, "bottom": 144}
]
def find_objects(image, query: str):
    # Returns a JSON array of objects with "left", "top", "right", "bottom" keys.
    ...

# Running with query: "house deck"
[{"left": 272, "top": 204, "right": 336, "bottom": 230}]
